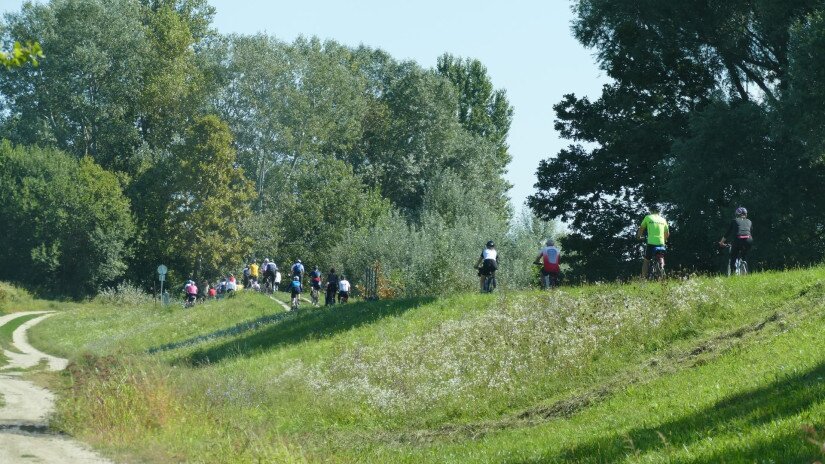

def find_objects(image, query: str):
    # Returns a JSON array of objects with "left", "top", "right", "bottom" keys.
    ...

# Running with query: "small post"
[{"left": 157, "top": 264, "right": 168, "bottom": 305}]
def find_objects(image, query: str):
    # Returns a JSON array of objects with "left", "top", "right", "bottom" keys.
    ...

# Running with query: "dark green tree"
[
  {"left": 0, "top": 142, "right": 134, "bottom": 296},
  {"left": 131, "top": 115, "right": 254, "bottom": 282},
  {"left": 530, "top": 0, "right": 822, "bottom": 280}
]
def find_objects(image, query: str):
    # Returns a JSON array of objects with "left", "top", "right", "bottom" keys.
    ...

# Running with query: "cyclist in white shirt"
[
  {"left": 338, "top": 276, "right": 351, "bottom": 303},
  {"left": 475, "top": 240, "right": 499, "bottom": 292}
]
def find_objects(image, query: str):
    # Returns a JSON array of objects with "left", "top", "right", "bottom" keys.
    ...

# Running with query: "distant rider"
[
  {"left": 636, "top": 206, "right": 670, "bottom": 279},
  {"left": 475, "top": 240, "right": 499, "bottom": 292},
  {"left": 242, "top": 264, "right": 251, "bottom": 288},
  {"left": 534, "top": 239, "right": 561, "bottom": 288},
  {"left": 290, "top": 275, "right": 303, "bottom": 309},
  {"left": 249, "top": 260, "right": 260, "bottom": 285},
  {"left": 338, "top": 276, "right": 351, "bottom": 303},
  {"left": 310, "top": 266, "right": 322, "bottom": 304},
  {"left": 262, "top": 259, "right": 276, "bottom": 290},
  {"left": 184, "top": 280, "right": 198, "bottom": 307},
  {"left": 719, "top": 206, "right": 753, "bottom": 275},
  {"left": 291, "top": 259, "right": 305, "bottom": 280},
  {"left": 325, "top": 268, "right": 340, "bottom": 306}
]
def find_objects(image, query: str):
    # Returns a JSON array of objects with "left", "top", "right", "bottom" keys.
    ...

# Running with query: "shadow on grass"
[
  {"left": 147, "top": 310, "right": 296, "bottom": 354},
  {"left": 180, "top": 297, "right": 435, "bottom": 367},
  {"left": 516, "top": 359, "right": 825, "bottom": 463}
]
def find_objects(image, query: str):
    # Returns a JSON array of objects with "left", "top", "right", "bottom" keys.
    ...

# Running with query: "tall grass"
[{"left": 27, "top": 267, "right": 825, "bottom": 463}]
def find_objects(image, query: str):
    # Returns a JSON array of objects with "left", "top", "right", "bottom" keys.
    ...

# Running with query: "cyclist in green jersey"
[{"left": 636, "top": 206, "right": 670, "bottom": 279}]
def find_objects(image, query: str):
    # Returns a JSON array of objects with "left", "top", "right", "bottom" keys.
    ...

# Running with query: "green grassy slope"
[{"left": 28, "top": 268, "right": 825, "bottom": 463}]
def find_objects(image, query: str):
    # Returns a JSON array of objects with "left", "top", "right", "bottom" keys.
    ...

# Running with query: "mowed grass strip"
[
  {"left": 0, "top": 313, "right": 44, "bottom": 355},
  {"left": 25, "top": 267, "right": 825, "bottom": 463}
]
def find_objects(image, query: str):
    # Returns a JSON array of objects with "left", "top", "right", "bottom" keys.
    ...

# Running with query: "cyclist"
[
  {"left": 636, "top": 206, "right": 669, "bottom": 279},
  {"left": 274, "top": 268, "right": 282, "bottom": 293},
  {"left": 325, "top": 268, "right": 339, "bottom": 306},
  {"left": 719, "top": 206, "right": 753, "bottom": 275},
  {"left": 475, "top": 240, "right": 499, "bottom": 292},
  {"left": 184, "top": 280, "right": 198, "bottom": 307},
  {"left": 534, "top": 239, "right": 561, "bottom": 289},
  {"left": 249, "top": 260, "right": 260, "bottom": 286},
  {"left": 338, "top": 275, "right": 351, "bottom": 303},
  {"left": 289, "top": 276, "right": 302, "bottom": 310},
  {"left": 242, "top": 264, "right": 251, "bottom": 288},
  {"left": 291, "top": 259, "right": 305, "bottom": 280},
  {"left": 309, "top": 266, "right": 322, "bottom": 306},
  {"left": 262, "top": 259, "right": 276, "bottom": 291}
]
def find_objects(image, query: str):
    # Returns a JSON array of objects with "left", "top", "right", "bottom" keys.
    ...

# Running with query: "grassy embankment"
[{"left": 27, "top": 268, "right": 825, "bottom": 463}]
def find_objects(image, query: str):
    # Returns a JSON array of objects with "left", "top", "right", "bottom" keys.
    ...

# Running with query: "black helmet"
[{"left": 486, "top": 240, "right": 495, "bottom": 248}]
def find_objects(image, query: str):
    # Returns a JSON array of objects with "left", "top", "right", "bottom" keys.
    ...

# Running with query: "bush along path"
[{"left": 0, "top": 312, "right": 111, "bottom": 464}]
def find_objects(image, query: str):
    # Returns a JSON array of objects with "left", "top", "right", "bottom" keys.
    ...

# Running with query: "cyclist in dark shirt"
[
  {"left": 719, "top": 207, "right": 753, "bottom": 274},
  {"left": 325, "top": 268, "right": 339, "bottom": 306}
]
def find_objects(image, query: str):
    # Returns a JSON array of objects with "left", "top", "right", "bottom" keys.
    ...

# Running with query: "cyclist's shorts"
[
  {"left": 311, "top": 282, "right": 322, "bottom": 290},
  {"left": 540, "top": 269, "right": 560, "bottom": 277},
  {"left": 645, "top": 245, "right": 666, "bottom": 260},
  {"left": 478, "top": 267, "right": 496, "bottom": 277}
]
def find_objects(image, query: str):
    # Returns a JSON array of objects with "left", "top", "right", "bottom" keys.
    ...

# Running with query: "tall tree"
[
  {"left": 133, "top": 115, "right": 254, "bottom": 282},
  {"left": 530, "top": 0, "right": 822, "bottom": 280},
  {"left": 0, "top": 142, "right": 134, "bottom": 296},
  {"left": 437, "top": 53, "right": 513, "bottom": 171}
]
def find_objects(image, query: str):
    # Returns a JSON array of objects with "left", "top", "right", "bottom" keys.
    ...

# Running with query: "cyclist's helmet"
[
  {"left": 735, "top": 206, "right": 747, "bottom": 216},
  {"left": 486, "top": 240, "right": 495, "bottom": 248},
  {"left": 297, "top": 259, "right": 302, "bottom": 264},
  {"left": 293, "top": 275, "right": 299, "bottom": 281},
  {"left": 546, "top": 239, "right": 555, "bottom": 246}
]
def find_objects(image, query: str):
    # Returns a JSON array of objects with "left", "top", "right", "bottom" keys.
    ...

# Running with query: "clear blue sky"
[{"left": 4, "top": 0, "right": 607, "bottom": 209}]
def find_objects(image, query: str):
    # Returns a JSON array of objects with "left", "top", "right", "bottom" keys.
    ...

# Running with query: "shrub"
[{"left": 95, "top": 282, "right": 154, "bottom": 306}]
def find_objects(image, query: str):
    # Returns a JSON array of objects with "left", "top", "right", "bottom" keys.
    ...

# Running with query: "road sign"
[{"left": 157, "top": 264, "right": 168, "bottom": 305}]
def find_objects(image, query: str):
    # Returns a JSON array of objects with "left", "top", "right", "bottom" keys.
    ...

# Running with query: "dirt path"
[{"left": 0, "top": 311, "right": 112, "bottom": 464}]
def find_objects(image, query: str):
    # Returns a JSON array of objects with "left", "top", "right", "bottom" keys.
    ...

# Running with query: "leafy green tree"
[
  {"left": 0, "top": 0, "right": 218, "bottom": 173},
  {"left": 218, "top": 35, "right": 370, "bottom": 209},
  {"left": 0, "top": 142, "right": 134, "bottom": 296},
  {"left": 271, "top": 155, "right": 389, "bottom": 267},
  {"left": 531, "top": 0, "right": 823, "bottom": 280},
  {"left": 436, "top": 53, "right": 513, "bottom": 171},
  {"left": 0, "top": 0, "right": 150, "bottom": 170},
  {"left": 133, "top": 115, "right": 254, "bottom": 282},
  {"left": 0, "top": 41, "right": 43, "bottom": 69}
]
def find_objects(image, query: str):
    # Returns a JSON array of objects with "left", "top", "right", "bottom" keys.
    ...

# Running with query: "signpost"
[{"left": 157, "top": 265, "right": 168, "bottom": 305}]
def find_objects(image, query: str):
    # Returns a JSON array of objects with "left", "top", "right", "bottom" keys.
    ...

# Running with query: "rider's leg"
[{"left": 641, "top": 258, "right": 650, "bottom": 279}]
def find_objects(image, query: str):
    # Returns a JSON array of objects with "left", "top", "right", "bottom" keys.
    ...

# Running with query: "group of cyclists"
[
  {"left": 476, "top": 206, "right": 752, "bottom": 292},
  {"left": 241, "top": 259, "right": 351, "bottom": 309},
  {"left": 637, "top": 205, "right": 753, "bottom": 279}
]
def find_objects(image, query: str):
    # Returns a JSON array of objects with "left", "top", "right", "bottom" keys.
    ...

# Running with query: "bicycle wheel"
[
  {"left": 649, "top": 260, "right": 665, "bottom": 280},
  {"left": 736, "top": 260, "right": 748, "bottom": 276}
]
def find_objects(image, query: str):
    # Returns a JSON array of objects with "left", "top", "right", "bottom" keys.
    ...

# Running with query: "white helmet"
[{"left": 546, "top": 239, "right": 555, "bottom": 247}]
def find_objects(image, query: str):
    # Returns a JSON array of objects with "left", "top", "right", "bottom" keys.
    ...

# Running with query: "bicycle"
[
  {"left": 647, "top": 246, "right": 667, "bottom": 280},
  {"left": 291, "top": 295, "right": 300, "bottom": 310},
  {"left": 534, "top": 263, "right": 559, "bottom": 289},
  {"left": 721, "top": 243, "right": 748, "bottom": 276},
  {"left": 310, "top": 286, "right": 320, "bottom": 306},
  {"left": 479, "top": 268, "right": 497, "bottom": 293}
]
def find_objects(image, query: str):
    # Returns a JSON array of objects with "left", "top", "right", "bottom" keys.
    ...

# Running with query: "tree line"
[
  {"left": 530, "top": 0, "right": 825, "bottom": 281},
  {"left": 0, "top": 0, "right": 553, "bottom": 297}
]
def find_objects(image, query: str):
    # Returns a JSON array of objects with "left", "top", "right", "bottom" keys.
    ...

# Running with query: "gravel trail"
[{"left": 0, "top": 311, "right": 112, "bottom": 464}]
